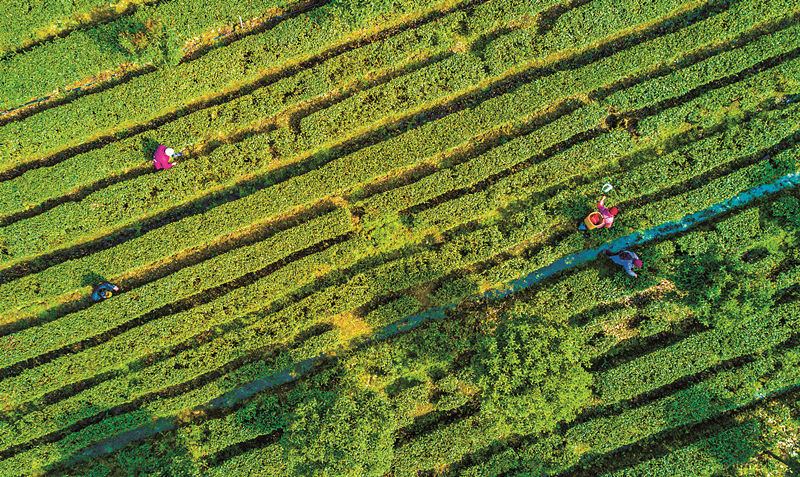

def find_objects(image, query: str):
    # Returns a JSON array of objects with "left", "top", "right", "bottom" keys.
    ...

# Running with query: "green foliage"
[
  {"left": 4, "top": 0, "right": 800, "bottom": 474},
  {"left": 606, "top": 422, "right": 762, "bottom": 476},
  {"left": 772, "top": 195, "right": 800, "bottom": 227},
  {"left": 0, "top": 0, "right": 288, "bottom": 109},
  {"left": 0, "top": 0, "right": 135, "bottom": 55},
  {"left": 282, "top": 387, "right": 394, "bottom": 476},
  {"left": 473, "top": 308, "right": 593, "bottom": 435}
]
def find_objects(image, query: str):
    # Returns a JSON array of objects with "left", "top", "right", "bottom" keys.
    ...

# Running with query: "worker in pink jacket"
[
  {"left": 596, "top": 195, "right": 618, "bottom": 228},
  {"left": 153, "top": 145, "right": 181, "bottom": 170},
  {"left": 579, "top": 195, "right": 619, "bottom": 230}
]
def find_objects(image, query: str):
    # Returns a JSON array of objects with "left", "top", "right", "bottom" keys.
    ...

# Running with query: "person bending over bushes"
[
  {"left": 602, "top": 249, "right": 643, "bottom": 277},
  {"left": 153, "top": 144, "right": 182, "bottom": 170},
  {"left": 91, "top": 282, "right": 119, "bottom": 301}
]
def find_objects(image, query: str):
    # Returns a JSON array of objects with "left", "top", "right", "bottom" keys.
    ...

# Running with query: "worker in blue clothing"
[{"left": 91, "top": 282, "right": 119, "bottom": 301}]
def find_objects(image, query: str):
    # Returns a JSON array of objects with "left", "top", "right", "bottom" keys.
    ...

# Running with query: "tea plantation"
[{"left": 0, "top": 0, "right": 799, "bottom": 475}]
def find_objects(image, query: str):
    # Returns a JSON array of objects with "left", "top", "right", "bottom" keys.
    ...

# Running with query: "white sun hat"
[{"left": 165, "top": 147, "right": 175, "bottom": 157}]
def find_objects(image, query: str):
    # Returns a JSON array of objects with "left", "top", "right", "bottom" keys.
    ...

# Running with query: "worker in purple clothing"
[
  {"left": 153, "top": 145, "right": 182, "bottom": 170},
  {"left": 601, "top": 249, "right": 643, "bottom": 277}
]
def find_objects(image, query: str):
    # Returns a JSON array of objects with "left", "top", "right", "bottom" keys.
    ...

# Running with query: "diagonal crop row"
[
  {"left": 0, "top": 0, "right": 161, "bottom": 60},
  {"left": 0, "top": 0, "right": 552, "bottom": 279},
  {"left": 3, "top": 28, "right": 776, "bottom": 360},
  {"left": 0, "top": 0, "right": 302, "bottom": 115},
  {"left": 399, "top": 214, "right": 800, "bottom": 475},
  {"left": 0, "top": 0, "right": 538, "bottom": 229},
  {"left": 0, "top": 208, "right": 353, "bottom": 375},
  {"left": 429, "top": 190, "right": 800, "bottom": 475},
  {"left": 392, "top": 27, "right": 800, "bottom": 227},
  {"left": 23, "top": 177, "right": 792, "bottom": 474},
  {"left": 0, "top": 13, "right": 544, "bottom": 324},
  {"left": 3, "top": 2, "right": 796, "bottom": 462},
  {"left": 597, "top": 422, "right": 762, "bottom": 476}
]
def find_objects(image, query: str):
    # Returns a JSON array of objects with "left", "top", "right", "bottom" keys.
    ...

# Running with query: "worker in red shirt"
[{"left": 153, "top": 145, "right": 182, "bottom": 170}]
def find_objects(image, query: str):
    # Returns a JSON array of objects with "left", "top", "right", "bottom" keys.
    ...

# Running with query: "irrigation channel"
[{"left": 49, "top": 169, "right": 800, "bottom": 469}]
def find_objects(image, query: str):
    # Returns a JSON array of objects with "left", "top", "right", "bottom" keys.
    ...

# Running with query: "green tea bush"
[
  {"left": 473, "top": 307, "right": 593, "bottom": 435},
  {"left": 281, "top": 387, "right": 395, "bottom": 476},
  {"left": 0, "top": 0, "right": 150, "bottom": 57}
]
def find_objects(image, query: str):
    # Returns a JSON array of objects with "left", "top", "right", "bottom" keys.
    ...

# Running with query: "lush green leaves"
[
  {"left": 473, "top": 308, "right": 593, "bottom": 434},
  {"left": 282, "top": 388, "right": 394, "bottom": 476}
]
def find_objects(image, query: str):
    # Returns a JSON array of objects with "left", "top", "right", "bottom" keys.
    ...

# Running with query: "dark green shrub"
[
  {"left": 472, "top": 306, "right": 593, "bottom": 435},
  {"left": 281, "top": 387, "right": 395, "bottom": 476}
]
